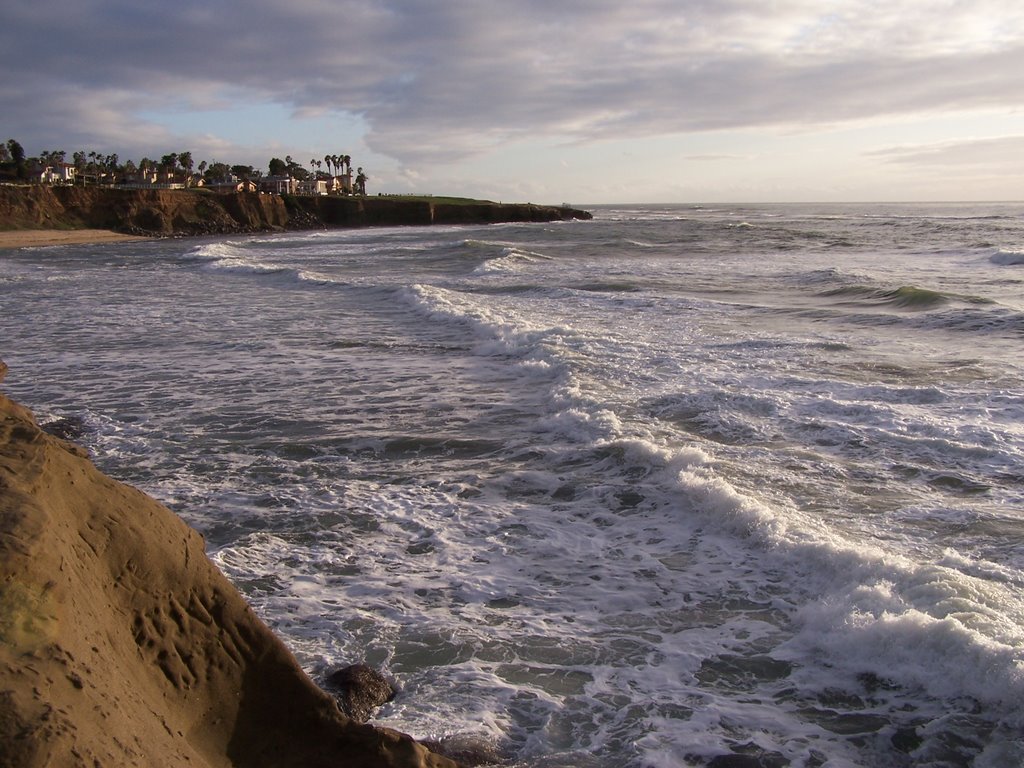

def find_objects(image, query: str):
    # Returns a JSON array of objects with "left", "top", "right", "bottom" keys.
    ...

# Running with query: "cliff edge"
[
  {"left": 0, "top": 185, "right": 591, "bottom": 236},
  {"left": 0, "top": 360, "right": 457, "bottom": 768}
]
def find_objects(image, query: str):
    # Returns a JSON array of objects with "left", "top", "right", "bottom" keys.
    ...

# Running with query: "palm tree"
[
  {"left": 355, "top": 167, "right": 368, "bottom": 195},
  {"left": 179, "top": 151, "right": 193, "bottom": 186},
  {"left": 343, "top": 155, "right": 352, "bottom": 175},
  {"left": 324, "top": 154, "right": 332, "bottom": 176}
]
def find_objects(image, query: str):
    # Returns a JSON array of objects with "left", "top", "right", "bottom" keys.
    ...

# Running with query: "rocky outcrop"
[
  {"left": 0, "top": 185, "right": 591, "bottom": 237},
  {"left": 325, "top": 665, "right": 397, "bottom": 724},
  {"left": 284, "top": 195, "right": 592, "bottom": 228},
  {"left": 0, "top": 360, "right": 457, "bottom": 768},
  {"left": 0, "top": 185, "right": 288, "bottom": 236}
]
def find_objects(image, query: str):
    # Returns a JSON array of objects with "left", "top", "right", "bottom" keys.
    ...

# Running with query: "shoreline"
[
  {"left": 0, "top": 187, "right": 593, "bottom": 242},
  {"left": 0, "top": 228, "right": 151, "bottom": 249},
  {"left": 0, "top": 360, "right": 457, "bottom": 768}
]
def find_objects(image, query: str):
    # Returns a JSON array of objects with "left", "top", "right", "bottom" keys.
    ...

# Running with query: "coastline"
[
  {"left": 0, "top": 185, "right": 592, "bottom": 242},
  {"left": 0, "top": 359, "right": 457, "bottom": 768},
  {"left": 0, "top": 228, "right": 151, "bottom": 249}
]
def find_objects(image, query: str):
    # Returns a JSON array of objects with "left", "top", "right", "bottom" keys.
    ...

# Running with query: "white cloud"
[
  {"left": 869, "top": 134, "right": 1024, "bottom": 167},
  {"left": 4, "top": 0, "right": 1024, "bottom": 200}
]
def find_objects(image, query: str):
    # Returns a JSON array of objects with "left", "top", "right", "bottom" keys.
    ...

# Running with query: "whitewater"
[{"left": 2, "top": 202, "right": 1022, "bottom": 767}]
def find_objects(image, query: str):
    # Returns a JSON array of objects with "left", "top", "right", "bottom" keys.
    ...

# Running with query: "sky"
[{"left": 3, "top": 0, "right": 1024, "bottom": 203}]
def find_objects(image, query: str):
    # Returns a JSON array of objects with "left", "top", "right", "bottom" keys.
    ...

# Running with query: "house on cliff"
[
  {"left": 202, "top": 178, "right": 258, "bottom": 193},
  {"left": 295, "top": 174, "right": 353, "bottom": 196},
  {"left": 38, "top": 163, "right": 77, "bottom": 185},
  {"left": 297, "top": 177, "right": 329, "bottom": 196},
  {"left": 118, "top": 168, "right": 187, "bottom": 190},
  {"left": 259, "top": 175, "right": 299, "bottom": 195}
]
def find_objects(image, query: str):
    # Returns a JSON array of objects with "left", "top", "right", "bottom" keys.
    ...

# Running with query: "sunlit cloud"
[
  {"left": 869, "top": 135, "right": 1024, "bottom": 167},
  {"left": 4, "top": 0, "right": 1024, "bottom": 200}
]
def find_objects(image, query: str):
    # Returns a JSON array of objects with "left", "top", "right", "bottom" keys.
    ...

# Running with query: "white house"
[
  {"left": 38, "top": 164, "right": 77, "bottom": 185},
  {"left": 259, "top": 175, "right": 298, "bottom": 195},
  {"left": 204, "top": 179, "right": 258, "bottom": 193},
  {"left": 297, "top": 178, "right": 330, "bottom": 196}
]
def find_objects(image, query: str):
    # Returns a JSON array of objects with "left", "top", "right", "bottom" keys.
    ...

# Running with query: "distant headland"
[
  {"left": 0, "top": 185, "right": 593, "bottom": 241},
  {"left": 0, "top": 185, "right": 592, "bottom": 241},
  {"left": 0, "top": 139, "right": 591, "bottom": 240}
]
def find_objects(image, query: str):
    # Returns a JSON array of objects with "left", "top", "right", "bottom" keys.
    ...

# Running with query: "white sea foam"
[
  {"left": 473, "top": 246, "right": 554, "bottom": 275},
  {"left": 7, "top": 203, "right": 1024, "bottom": 766}
]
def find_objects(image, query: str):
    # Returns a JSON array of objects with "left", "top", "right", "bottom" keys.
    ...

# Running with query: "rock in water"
[{"left": 326, "top": 664, "right": 397, "bottom": 723}]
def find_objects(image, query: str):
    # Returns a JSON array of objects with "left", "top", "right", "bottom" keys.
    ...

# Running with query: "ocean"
[{"left": 2, "top": 202, "right": 1022, "bottom": 767}]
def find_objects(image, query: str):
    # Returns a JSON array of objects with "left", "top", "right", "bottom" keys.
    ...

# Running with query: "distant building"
[
  {"left": 297, "top": 178, "right": 330, "bottom": 196},
  {"left": 38, "top": 163, "right": 77, "bottom": 185},
  {"left": 259, "top": 175, "right": 298, "bottom": 195},
  {"left": 203, "top": 179, "right": 257, "bottom": 193}
]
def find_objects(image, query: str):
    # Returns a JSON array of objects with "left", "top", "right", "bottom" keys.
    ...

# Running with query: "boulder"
[{"left": 326, "top": 664, "right": 397, "bottom": 723}]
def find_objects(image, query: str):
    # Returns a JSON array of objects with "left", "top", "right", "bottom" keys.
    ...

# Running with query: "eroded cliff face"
[
  {"left": 0, "top": 184, "right": 591, "bottom": 236},
  {"left": 0, "top": 185, "right": 289, "bottom": 236},
  {"left": 0, "top": 360, "right": 457, "bottom": 768},
  {"left": 285, "top": 195, "right": 591, "bottom": 227}
]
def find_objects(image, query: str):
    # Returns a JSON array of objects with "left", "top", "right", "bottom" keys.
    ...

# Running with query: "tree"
[
  {"left": 8, "top": 140, "right": 25, "bottom": 162},
  {"left": 268, "top": 157, "right": 287, "bottom": 176},
  {"left": 179, "top": 151, "right": 194, "bottom": 186},
  {"left": 204, "top": 161, "right": 227, "bottom": 182},
  {"left": 159, "top": 153, "right": 178, "bottom": 182},
  {"left": 231, "top": 164, "right": 256, "bottom": 180},
  {"left": 355, "top": 167, "right": 368, "bottom": 195},
  {"left": 7, "top": 139, "right": 27, "bottom": 179},
  {"left": 343, "top": 155, "right": 351, "bottom": 175},
  {"left": 39, "top": 149, "right": 66, "bottom": 167},
  {"left": 284, "top": 157, "right": 307, "bottom": 180}
]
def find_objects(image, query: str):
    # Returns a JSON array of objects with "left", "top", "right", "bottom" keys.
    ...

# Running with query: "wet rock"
[
  {"left": 41, "top": 415, "right": 87, "bottom": 441},
  {"left": 891, "top": 725, "right": 922, "bottom": 753},
  {"left": 324, "top": 664, "right": 395, "bottom": 723},
  {"left": 419, "top": 734, "right": 505, "bottom": 766}
]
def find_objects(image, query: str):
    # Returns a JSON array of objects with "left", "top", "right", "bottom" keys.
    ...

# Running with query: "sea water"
[{"left": 2, "top": 203, "right": 1023, "bottom": 767}]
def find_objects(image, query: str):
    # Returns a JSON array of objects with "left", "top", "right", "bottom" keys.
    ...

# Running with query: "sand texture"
[
  {"left": 0, "top": 229, "right": 149, "bottom": 249},
  {"left": 0, "top": 360, "right": 456, "bottom": 768}
]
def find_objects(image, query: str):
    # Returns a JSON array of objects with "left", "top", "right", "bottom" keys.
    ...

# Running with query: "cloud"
[
  {"left": 685, "top": 154, "right": 752, "bottom": 162},
  {"left": 4, "top": 0, "right": 1024, "bottom": 170},
  {"left": 868, "top": 135, "right": 1024, "bottom": 167}
]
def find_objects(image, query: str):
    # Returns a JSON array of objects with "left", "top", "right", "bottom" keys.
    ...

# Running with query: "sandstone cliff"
[
  {"left": 0, "top": 185, "right": 590, "bottom": 237},
  {"left": 0, "top": 360, "right": 457, "bottom": 768}
]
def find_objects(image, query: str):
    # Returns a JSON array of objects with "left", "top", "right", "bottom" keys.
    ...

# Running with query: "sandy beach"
[{"left": 0, "top": 229, "right": 149, "bottom": 249}]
